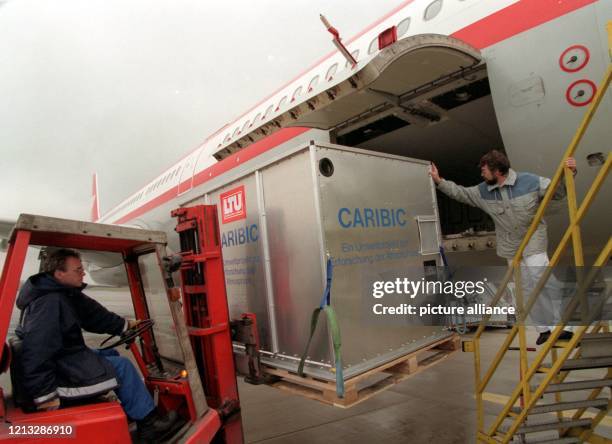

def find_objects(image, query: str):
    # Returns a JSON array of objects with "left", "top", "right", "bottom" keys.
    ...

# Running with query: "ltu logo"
[{"left": 220, "top": 185, "right": 246, "bottom": 224}]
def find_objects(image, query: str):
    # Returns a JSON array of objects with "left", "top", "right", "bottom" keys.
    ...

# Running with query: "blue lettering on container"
[
  {"left": 222, "top": 224, "right": 259, "bottom": 248},
  {"left": 337, "top": 208, "right": 408, "bottom": 228},
  {"left": 338, "top": 208, "right": 351, "bottom": 228}
]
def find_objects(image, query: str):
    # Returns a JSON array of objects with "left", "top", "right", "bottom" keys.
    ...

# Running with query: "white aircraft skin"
[{"left": 91, "top": 0, "right": 610, "bottom": 281}]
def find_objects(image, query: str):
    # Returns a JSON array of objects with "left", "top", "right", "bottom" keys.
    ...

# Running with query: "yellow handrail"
[{"left": 491, "top": 239, "right": 612, "bottom": 442}]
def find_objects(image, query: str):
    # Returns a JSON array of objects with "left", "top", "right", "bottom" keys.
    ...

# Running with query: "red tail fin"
[{"left": 91, "top": 173, "right": 100, "bottom": 222}]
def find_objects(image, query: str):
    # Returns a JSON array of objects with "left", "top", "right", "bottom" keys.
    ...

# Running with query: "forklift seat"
[
  {"left": 0, "top": 342, "right": 10, "bottom": 374},
  {"left": 8, "top": 336, "right": 35, "bottom": 412}
]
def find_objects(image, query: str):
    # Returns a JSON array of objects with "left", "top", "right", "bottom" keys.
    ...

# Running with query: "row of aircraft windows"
[
  {"left": 146, "top": 165, "right": 182, "bottom": 195},
  {"left": 108, "top": 164, "right": 183, "bottom": 218},
  {"left": 220, "top": 0, "right": 450, "bottom": 147}
]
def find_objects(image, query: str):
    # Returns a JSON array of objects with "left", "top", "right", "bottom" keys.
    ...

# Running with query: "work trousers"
[
  {"left": 509, "top": 252, "right": 573, "bottom": 333},
  {"left": 95, "top": 349, "right": 155, "bottom": 420}
]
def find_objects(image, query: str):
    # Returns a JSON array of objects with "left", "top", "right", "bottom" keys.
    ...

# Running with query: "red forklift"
[{"left": 0, "top": 206, "right": 245, "bottom": 443}]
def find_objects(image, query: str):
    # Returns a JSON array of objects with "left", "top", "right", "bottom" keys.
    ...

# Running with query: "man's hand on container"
[{"left": 429, "top": 162, "right": 442, "bottom": 184}]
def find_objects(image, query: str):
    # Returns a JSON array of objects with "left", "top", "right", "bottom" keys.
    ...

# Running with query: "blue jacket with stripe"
[
  {"left": 437, "top": 169, "right": 567, "bottom": 259},
  {"left": 15, "top": 273, "right": 125, "bottom": 406}
]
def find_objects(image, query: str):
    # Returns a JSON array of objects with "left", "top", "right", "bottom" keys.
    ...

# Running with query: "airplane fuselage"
[{"left": 96, "top": 0, "right": 611, "bottom": 275}]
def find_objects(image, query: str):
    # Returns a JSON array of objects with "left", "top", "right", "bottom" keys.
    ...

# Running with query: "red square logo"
[{"left": 220, "top": 185, "right": 247, "bottom": 224}]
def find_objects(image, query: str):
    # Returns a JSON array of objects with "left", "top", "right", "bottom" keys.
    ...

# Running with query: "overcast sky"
[{"left": 0, "top": 0, "right": 404, "bottom": 222}]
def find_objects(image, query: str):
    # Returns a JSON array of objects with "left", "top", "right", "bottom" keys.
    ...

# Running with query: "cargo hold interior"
[{"left": 329, "top": 69, "right": 507, "bottom": 263}]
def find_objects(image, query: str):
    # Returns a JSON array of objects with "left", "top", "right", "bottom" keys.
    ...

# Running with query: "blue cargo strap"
[{"left": 298, "top": 258, "right": 344, "bottom": 398}]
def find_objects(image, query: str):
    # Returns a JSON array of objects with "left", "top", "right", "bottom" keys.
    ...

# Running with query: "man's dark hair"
[
  {"left": 479, "top": 150, "right": 510, "bottom": 175},
  {"left": 44, "top": 248, "right": 81, "bottom": 274}
]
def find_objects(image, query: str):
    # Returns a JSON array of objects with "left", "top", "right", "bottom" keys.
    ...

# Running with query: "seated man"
[{"left": 15, "top": 248, "right": 177, "bottom": 439}]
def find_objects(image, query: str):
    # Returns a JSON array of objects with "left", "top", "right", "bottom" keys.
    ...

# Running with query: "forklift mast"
[{"left": 171, "top": 205, "right": 243, "bottom": 442}]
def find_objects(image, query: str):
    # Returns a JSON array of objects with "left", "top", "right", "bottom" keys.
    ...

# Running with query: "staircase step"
[
  {"left": 579, "top": 333, "right": 612, "bottom": 358},
  {"left": 581, "top": 332, "right": 612, "bottom": 341},
  {"left": 541, "top": 356, "right": 612, "bottom": 371},
  {"left": 531, "top": 378, "right": 612, "bottom": 393},
  {"left": 522, "top": 438, "right": 581, "bottom": 444},
  {"left": 506, "top": 418, "right": 592, "bottom": 434},
  {"left": 510, "top": 437, "right": 582, "bottom": 444},
  {"left": 511, "top": 398, "right": 608, "bottom": 415}
]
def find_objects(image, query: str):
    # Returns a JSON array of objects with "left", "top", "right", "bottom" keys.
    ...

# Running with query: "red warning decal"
[
  {"left": 220, "top": 185, "right": 247, "bottom": 224},
  {"left": 565, "top": 79, "right": 596, "bottom": 107},
  {"left": 559, "top": 45, "right": 590, "bottom": 73}
]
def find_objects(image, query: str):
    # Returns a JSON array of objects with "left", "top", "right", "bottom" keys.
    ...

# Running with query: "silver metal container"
[{"left": 188, "top": 142, "right": 452, "bottom": 381}]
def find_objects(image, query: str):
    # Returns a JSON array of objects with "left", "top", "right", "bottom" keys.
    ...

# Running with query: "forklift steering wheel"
[{"left": 98, "top": 319, "right": 155, "bottom": 350}]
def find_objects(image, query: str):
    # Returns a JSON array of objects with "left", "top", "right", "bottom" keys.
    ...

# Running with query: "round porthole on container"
[{"left": 319, "top": 158, "right": 334, "bottom": 177}]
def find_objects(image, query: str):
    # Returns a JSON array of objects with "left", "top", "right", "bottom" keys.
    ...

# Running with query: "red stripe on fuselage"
[
  {"left": 452, "top": 0, "right": 597, "bottom": 49},
  {"left": 114, "top": 127, "right": 310, "bottom": 224},
  {"left": 113, "top": 0, "right": 597, "bottom": 224}
]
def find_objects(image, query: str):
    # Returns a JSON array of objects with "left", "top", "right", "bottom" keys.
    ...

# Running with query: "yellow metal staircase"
[{"left": 469, "top": 23, "right": 612, "bottom": 444}]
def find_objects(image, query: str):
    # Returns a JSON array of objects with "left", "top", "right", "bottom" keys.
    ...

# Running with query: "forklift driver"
[{"left": 14, "top": 248, "right": 178, "bottom": 440}]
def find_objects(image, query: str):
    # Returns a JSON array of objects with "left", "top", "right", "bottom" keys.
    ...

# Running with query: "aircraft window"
[
  {"left": 232, "top": 127, "right": 240, "bottom": 138},
  {"left": 424, "top": 0, "right": 443, "bottom": 21},
  {"left": 326, "top": 63, "right": 338, "bottom": 81},
  {"left": 397, "top": 17, "right": 411, "bottom": 37},
  {"left": 368, "top": 36, "right": 378, "bottom": 54},
  {"left": 223, "top": 133, "right": 230, "bottom": 142},
  {"left": 276, "top": 96, "right": 288, "bottom": 111},
  {"left": 308, "top": 75, "right": 320, "bottom": 92},
  {"left": 242, "top": 120, "right": 250, "bottom": 132},
  {"left": 263, "top": 104, "right": 274, "bottom": 119},
  {"left": 253, "top": 113, "right": 261, "bottom": 124},
  {"left": 345, "top": 50, "right": 359, "bottom": 68},
  {"left": 291, "top": 86, "right": 302, "bottom": 101}
]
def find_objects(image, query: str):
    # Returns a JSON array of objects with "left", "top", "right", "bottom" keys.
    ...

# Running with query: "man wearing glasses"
[{"left": 14, "top": 248, "right": 176, "bottom": 440}]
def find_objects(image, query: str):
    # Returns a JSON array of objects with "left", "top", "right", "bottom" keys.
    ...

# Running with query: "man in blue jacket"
[{"left": 16, "top": 248, "right": 176, "bottom": 439}]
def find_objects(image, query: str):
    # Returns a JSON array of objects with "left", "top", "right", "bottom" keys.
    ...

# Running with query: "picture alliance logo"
[{"left": 220, "top": 185, "right": 247, "bottom": 224}]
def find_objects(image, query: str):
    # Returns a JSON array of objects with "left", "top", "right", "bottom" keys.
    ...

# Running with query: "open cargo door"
[{"left": 214, "top": 34, "right": 482, "bottom": 160}]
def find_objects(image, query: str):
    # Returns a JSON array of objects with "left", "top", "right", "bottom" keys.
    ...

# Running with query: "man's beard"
[{"left": 485, "top": 178, "right": 498, "bottom": 186}]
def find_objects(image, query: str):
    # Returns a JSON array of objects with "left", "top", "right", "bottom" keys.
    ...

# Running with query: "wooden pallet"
[{"left": 264, "top": 333, "right": 461, "bottom": 408}]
